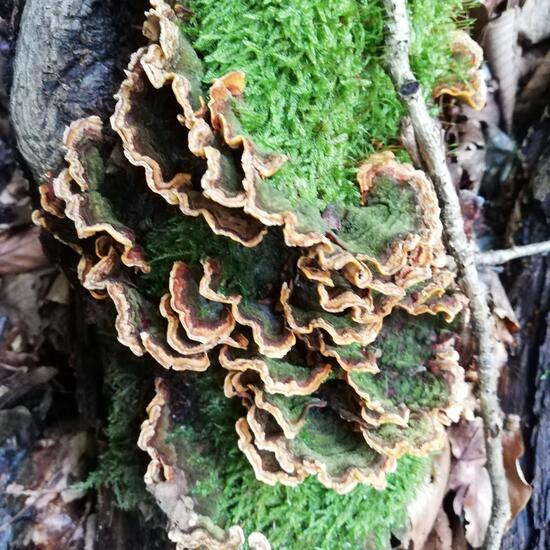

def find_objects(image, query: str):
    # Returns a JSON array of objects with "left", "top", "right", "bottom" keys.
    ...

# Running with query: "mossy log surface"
[{"left": 10, "top": 0, "right": 473, "bottom": 548}]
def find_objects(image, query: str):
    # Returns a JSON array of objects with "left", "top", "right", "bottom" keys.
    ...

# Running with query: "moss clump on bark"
[
  {"left": 79, "top": 350, "right": 154, "bottom": 511},
  {"left": 140, "top": 215, "right": 293, "bottom": 302},
  {"left": 186, "top": 0, "right": 467, "bottom": 210},
  {"left": 168, "top": 368, "right": 429, "bottom": 549}
]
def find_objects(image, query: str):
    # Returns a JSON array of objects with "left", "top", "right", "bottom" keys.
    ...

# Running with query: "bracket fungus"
[
  {"left": 433, "top": 31, "right": 487, "bottom": 110},
  {"left": 33, "top": 0, "right": 471, "bottom": 546}
]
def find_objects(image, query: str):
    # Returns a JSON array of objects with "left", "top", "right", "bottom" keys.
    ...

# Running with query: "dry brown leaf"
[
  {"left": 518, "top": 0, "right": 550, "bottom": 45},
  {"left": 422, "top": 509, "right": 453, "bottom": 550},
  {"left": 0, "top": 225, "right": 48, "bottom": 274},
  {"left": 449, "top": 122, "right": 486, "bottom": 193},
  {"left": 448, "top": 415, "right": 531, "bottom": 547},
  {"left": 502, "top": 415, "right": 532, "bottom": 524},
  {"left": 479, "top": 268, "right": 520, "bottom": 332},
  {"left": 402, "top": 439, "right": 451, "bottom": 549},
  {"left": 480, "top": 1, "right": 507, "bottom": 19},
  {"left": 516, "top": 50, "right": 550, "bottom": 125},
  {"left": 0, "top": 169, "right": 31, "bottom": 231},
  {"left": 459, "top": 190, "right": 484, "bottom": 239},
  {"left": 460, "top": 467, "right": 492, "bottom": 548},
  {"left": 0, "top": 272, "right": 44, "bottom": 340},
  {"left": 448, "top": 417, "right": 492, "bottom": 548},
  {"left": 482, "top": 7, "right": 521, "bottom": 132},
  {"left": 45, "top": 272, "right": 71, "bottom": 305},
  {"left": 0, "top": 365, "right": 57, "bottom": 409}
]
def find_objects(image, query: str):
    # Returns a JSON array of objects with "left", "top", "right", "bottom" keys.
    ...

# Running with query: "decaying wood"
[
  {"left": 501, "top": 112, "right": 550, "bottom": 550},
  {"left": 381, "top": 1, "right": 511, "bottom": 548},
  {"left": 9, "top": 0, "right": 147, "bottom": 180}
]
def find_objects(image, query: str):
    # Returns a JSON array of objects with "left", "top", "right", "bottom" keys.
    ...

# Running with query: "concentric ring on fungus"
[{"left": 32, "top": 0, "right": 471, "bottom": 544}]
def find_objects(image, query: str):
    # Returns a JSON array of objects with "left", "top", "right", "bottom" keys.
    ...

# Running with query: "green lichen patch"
[
  {"left": 186, "top": 0, "right": 469, "bottom": 210},
  {"left": 258, "top": 392, "right": 324, "bottom": 426},
  {"left": 168, "top": 368, "right": 430, "bottom": 549},
  {"left": 349, "top": 368, "right": 448, "bottom": 414},
  {"left": 348, "top": 312, "right": 451, "bottom": 412},
  {"left": 332, "top": 177, "right": 417, "bottom": 258}
]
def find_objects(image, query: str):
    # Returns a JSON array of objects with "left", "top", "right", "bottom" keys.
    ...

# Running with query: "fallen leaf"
[
  {"left": 0, "top": 168, "right": 31, "bottom": 231},
  {"left": 480, "top": 1, "right": 508, "bottom": 19},
  {"left": 449, "top": 123, "right": 486, "bottom": 193},
  {"left": 45, "top": 272, "right": 70, "bottom": 305},
  {"left": 0, "top": 225, "right": 48, "bottom": 274},
  {"left": 460, "top": 467, "right": 492, "bottom": 547},
  {"left": 448, "top": 417, "right": 492, "bottom": 548},
  {"left": 5, "top": 428, "right": 93, "bottom": 550},
  {"left": 422, "top": 509, "right": 453, "bottom": 550},
  {"left": 502, "top": 415, "right": 532, "bottom": 524},
  {"left": 459, "top": 190, "right": 484, "bottom": 239},
  {"left": 518, "top": 0, "right": 550, "bottom": 45},
  {"left": 482, "top": 7, "right": 521, "bottom": 132},
  {"left": 402, "top": 439, "right": 451, "bottom": 549},
  {"left": 447, "top": 414, "right": 532, "bottom": 547},
  {"left": 0, "top": 365, "right": 57, "bottom": 409},
  {"left": 479, "top": 268, "right": 520, "bottom": 332},
  {"left": 515, "top": 50, "right": 550, "bottom": 127}
]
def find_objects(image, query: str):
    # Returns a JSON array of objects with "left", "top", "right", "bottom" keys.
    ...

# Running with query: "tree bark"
[
  {"left": 501, "top": 110, "right": 550, "bottom": 550},
  {"left": 9, "top": 0, "right": 147, "bottom": 180}
]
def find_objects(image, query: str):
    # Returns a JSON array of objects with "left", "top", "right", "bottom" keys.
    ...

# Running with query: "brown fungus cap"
[
  {"left": 138, "top": 378, "right": 246, "bottom": 549},
  {"left": 433, "top": 31, "right": 487, "bottom": 110}
]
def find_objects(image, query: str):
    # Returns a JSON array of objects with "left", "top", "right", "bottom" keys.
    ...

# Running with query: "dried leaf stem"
[
  {"left": 381, "top": 1, "right": 510, "bottom": 549},
  {"left": 477, "top": 240, "right": 550, "bottom": 265}
]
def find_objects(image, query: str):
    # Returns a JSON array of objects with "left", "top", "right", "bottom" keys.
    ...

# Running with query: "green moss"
[
  {"left": 329, "top": 342, "right": 365, "bottom": 361},
  {"left": 140, "top": 214, "right": 293, "bottom": 301},
  {"left": 169, "top": 369, "right": 430, "bottom": 549},
  {"left": 185, "top": 0, "right": 468, "bottom": 210},
  {"left": 237, "top": 301, "right": 287, "bottom": 338},
  {"left": 290, "top": 279, "right": 367, "bottom": 332},
  {"left": 350, "top": 368, "right": 448, "bottom": 411},
  {"left": 373, "top": 313, "right": 441, "bottom": 370},
  {"left": 79, "top": 351, "right": 153, "bottom": 510},
  {"left": 262, "top": 356, "right": 316, "bottom": 383},
  {"left": 373, "top": 415, "right": 437, "bottom": 448}
]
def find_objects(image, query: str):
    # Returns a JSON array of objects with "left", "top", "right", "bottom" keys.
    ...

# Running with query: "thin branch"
[
  {"left": 477, "top": 240, "right": 550, "bottom": 265},
  {"left": 381, "top": 1, "right": 510, "bottom": 549}
]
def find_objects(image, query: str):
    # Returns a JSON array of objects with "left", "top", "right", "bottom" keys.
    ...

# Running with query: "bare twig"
[
  {"left": 477, "top": 240, "right": 550, "bottom": 265},
  {"left": 381, "top": 1, "right": 510, "bottom": 549}
]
